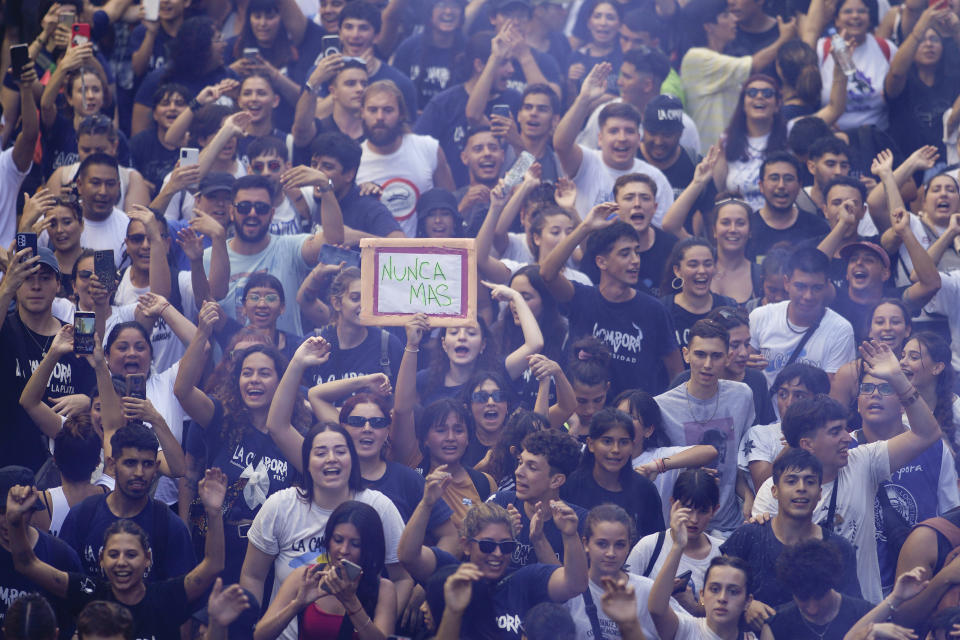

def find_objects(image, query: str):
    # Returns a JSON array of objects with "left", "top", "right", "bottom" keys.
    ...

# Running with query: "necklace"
[
  {"left": 800, "top": 613, "right": 835, "bottom": 640},
  {"left": 785, "top": 304, "right": 810, "bottom": 334},
  {"left": 24, "top": 323, "right": 53, "bottom": 358},
  {"left": 684, "top": 384, "right": 720, "bottom": 426}
]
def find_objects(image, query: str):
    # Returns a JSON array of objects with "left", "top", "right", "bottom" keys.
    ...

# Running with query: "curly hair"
[
  {"left": 775, "top": 539, "right": 842, "bottom": 599},
  {"left": 485, "top": 409, "right": 548, "bottom": 486},
  {"left": 520, "top": 429, "right": 581, "bottom": 477}
]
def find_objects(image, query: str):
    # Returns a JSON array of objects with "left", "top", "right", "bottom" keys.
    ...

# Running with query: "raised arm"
[
  {"left": 391, "top": 314, "right": 428, "bottom": 466},
  {"left": 307, "top": 373, "right": 391, "bottom": 424},
  {"left": 893, "top": 207, "right": 940, "bottom": 307},
  {"left": 280, "top": 165, "right": 346, "bottom": 252},
  {"left": 661, "top": 146, "right": 718, "bottom": 239},
  {"left": 183, "top": 468, "right": 227, "bottom": 600},
  {"left": 7, "top": 486, "right": 69, "bottom": 599},
  {"left": 465, "top": 25, "right": 515, "bottom": 125},
  {"left": 40, "top": 44, "right": 93, "bottom": 128},
  {"left": 600, "top": 576, "right": 648, "bottom": 640},
  {"left": 276, "top": 0, "right": 307, "bottom": 46},
  {"left": 751, "top": 17, "right": 796, "bottom": 72},
  {"left": 293, "top": 56, "right": 344, "bottom": 146},
  {"left": 12, "top": 61, "right": 39, "bottom": 173},
  {"left": 817, "top": 199, "right": 859, "bottom": 257},
  {"left": 812, "top": 67, "right": 848, "bottom": 126},
  {"left": 842, "top": 567, "right": 929, "bottom": 640},
  {"left": 540, "top": 202, "right": 617, "bottom": 302},
  {"left": 486, "top": 282, "right": 543, "bottom": 378},
  {"left": 296, "top": 262, "right": 337, "bottom": 330},
  {"left": 885, "top": 3, "right": 946, "bottom": 98},
  {"left": 397, "top": 467, "right": 449, "bottom": 583},
  {"left": 127, "top": 398, "right": 186, "bottom": 478},
  {"left": 492, "top": 171, "right": 542, "bottom": 251},
  {"left": 553, "top": 62, "right": 612, "bottom": 178},
  {"left": 19, "top": 326, "right": 74, "bottom": 439},
  {"left": 475, "top": 180, "right": 515, "bottom": 284},
  {"left": 173, "top": 301, "right": 219, "bottom": 427},
  {"left": 648, "top": 502, "right": 689, "bottom": 640},
  {"left": 545, "top": 501, "right": 589, "bottom": 601},
  {"left": 198, "top": 112, "right": 251, "bottom": 178},
  {"left": 924, "top": 213, "right": 960, "bottom": 266},
  {"left": 528, "top": 355, "right": 577, "bottom": 429}
]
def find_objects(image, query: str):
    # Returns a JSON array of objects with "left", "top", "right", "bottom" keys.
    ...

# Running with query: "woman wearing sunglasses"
[
  {"left": 712, "top": 75, "right": 788, "bottom": 213},
  {"left": 400, "top": 488, "right": 587, "bottom": 639}
]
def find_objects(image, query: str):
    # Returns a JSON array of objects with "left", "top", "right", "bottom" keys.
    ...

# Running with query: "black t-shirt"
[
  {"left": 720, "top": 521, "right": 862, "bottom": 607},
  {"left": 391, "top": 32, "right": 461, "bottom": 110},
  {"left": 560, "top": 467, "right": 665, "bottom": 537},
  {"left": 749, "top": 209, "right": 831, "bottom": 259},
  {"left": 567, "top": 282, "right": 679, "bottom": 397},
  {"left": 0, "top": 311, "right": 96, "bottom": 472},
  {"left": 66, "top": 573, "right": 192, "bottom": 640},
  {"left": 292, "top": 116, "right": 365, "bottom": 167},
  {"left": 0, "top": 532, "right": 81, "bottom": 640},
  {"left": 129, "top": 127, "right": 179, "bottom": 198},
  {"left": 639, "top": 227, "right": 678, "bottom": 297},
  {"left": 660, "top": 292, "right": 738, "bottom": 354},
  {"left": 337, "top": 186, "right": 402, "bottom": 236},
  {"left": 304, "top": 325, "right": 403, "bottom": 392},
  {"left": 655, "top": 151, "right": 717, "bottom": 235},
  {"left": 887, "top": 67, "right": 960, "bottom": 157},
  {"left": 767, "top": 595, "right": 873, "bottom": 640},
  {"left": 364, "top": 461, "right": 453, "bottom": 529},
  {"left": 488, "top": 491, "right": 587, "bottom": 570},
  {"left": 725, "top": 23, "right": 779, "bottom": 57}
]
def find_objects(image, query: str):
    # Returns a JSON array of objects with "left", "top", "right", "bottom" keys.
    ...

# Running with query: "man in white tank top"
[{"left": 355, "top": 81, "right": 456, "bottom": 237}]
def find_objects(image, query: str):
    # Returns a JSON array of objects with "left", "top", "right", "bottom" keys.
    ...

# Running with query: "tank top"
[
  {"left": 299, "top": 604, "right": 358, "bottom": 640},
  {"left": 46, "top": 486, "right": 70, "bottom": 537}
]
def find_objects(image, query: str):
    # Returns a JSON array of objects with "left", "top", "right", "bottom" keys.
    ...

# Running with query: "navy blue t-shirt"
[
  {"left": 129, "top": 127, "right": 179, "bottom": 198},
  {"left": 415, "top": 84, "right": 522, "bottom": 187},
  {"left": 391, "top": 33, "right": 461, "bottom": 110},
  {"left": 560, "top": 467, "right": 664, "bottom": 537},
  {"left": 134, "top": 65, "right": 238, "bottom": 107},
  {"left": 58, "top": 495, "right": 195, "bottom": 581},
  {"left": 365, "top": 461, "right": 453, "bottom": 530},
  {"left": 66, "top": 573, "right": 192, "bottom": 640},
  {"left": 127, "top": 24, "right": 174, "bottom": 79},
  {"left": 304, "top": 326, "right": 403, "bottom": 391},
  {"left": 487, "top": 490, "right": 587, "bottom": 570},
  {"left": 566, "top": 282, "right": 679, "bottom": 397}
]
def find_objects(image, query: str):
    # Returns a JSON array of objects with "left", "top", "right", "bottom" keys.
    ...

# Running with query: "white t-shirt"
[
  {"left": 571, "top": 147, "right": 674, "bottom": 228},
  {"left": 565, "top": 573, "right": 685, "bottom": 640},
  {"left": 501, "top": 232, "right": 534, "bottom": 263},
  {"left": 626, "top": 531, "right": 723, "bottom": 595},
  {"left": 0, "top": 148, "right": 31, "bottom": 249},
  {"left": 752, "top": 440, "right": 891, "bottom": 602},
  {"left": 114, "top": 269, "right": 149, "bottom": 306},
  {"left": 924, "top": 271, "right": 960, "bottom": 371},
  {"left": 576, "top": 97, "right": 702, "bottom": 159},
  {"left": 818, "top": 36, "right": 897, "bottom": 131},
  {"left": 633, "top": 445, "right": 697, "bottom": 524},
  {"left": 738, "top": 422, "right": 783, "bottom": 472},
  {"left": 675, "top": 615, "right": 758, "bottom": 640},
  {"left": 749, "top": 300, "right": 856, "bottom": 387},
  {"left": 725, "top": 134, "right": 767, "bottom": 212},
  {"left": 80, "top": 209, "right": 129, "bottom": 267},
  {"left": 203, "top": 234, "right": 312, "bottom": 337},
  {"left": 355, "top": 134, "right": 439, "bottom": 237},
  {"left": 106, "top": 303, "right": 186, "bottom": 376},
  {"left": 247, "top": 487, "right": 404, "bottom": 640}
]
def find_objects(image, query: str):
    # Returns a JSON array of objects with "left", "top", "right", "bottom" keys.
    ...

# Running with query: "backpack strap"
[
  {"left": 379, "top": 330, "right": 392, "bottom": 379},
  {"left": 465, "top": 467, "right": 492, "bottom": 501},
  {"left": 582, "top": 586, "right": 607, "bottom": 640},
  {"left": 643, "top": 531, "right": 667, "bottom": 577},
  {"left": 821, "top": 36, "right": 832, "bottom": 65},
  {"left": 875, "top": 36, "right": 891, "bottom": 61},
  {"left": 919, "top": 517, "right": 960, "bottom": 549}
]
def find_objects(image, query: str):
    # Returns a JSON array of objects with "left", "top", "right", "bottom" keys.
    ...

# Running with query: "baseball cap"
[
  {"left": 839, "top": 241, "right": 891, "bottom": 270},
  {"left": 35, "top": 247, "right": 61, "bottom": 276},
  {"left": 198, "top": 173, "right": 236, "bottom": 197},
  {"left": 643, "top": 95, "right": 684, "bottom": 135},
  {"left": 419, "top": 188, "right": 459, "bottom": 215},
  {"left": 492, "top": 0, "right": 533, "bottom": 14}
]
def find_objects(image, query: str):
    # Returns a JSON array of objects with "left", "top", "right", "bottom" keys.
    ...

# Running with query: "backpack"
[
  {"left": 917, "top": 515, "right": 960, "bottom": 612},
  {"left": 820, "top": 35, "right": 891, "bottom": 65}
]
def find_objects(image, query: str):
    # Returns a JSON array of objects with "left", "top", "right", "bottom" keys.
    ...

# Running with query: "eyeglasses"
[
  {"left": 235, "top": 201, "right": 272, "bottom": 216},
  {"left": 469, "top": 538, "right": 518, "bottom": 555},
  {"left": 859, "top": 382, "right": 895, "bottom": 396},
  {"left": 472, "top": 390, "right": 506, "bottom": 403},
  {"left": 251, "top": 160, "right": 283, "bottom": 173},
  {"left": 246, "top": 292, "right": 280, "bottom": 303},
  {"left": 745, "top": 87, "right": 776, "bottom": 99},
  {"left": 76, "top": 269, "right": 92, "bottom": 279},
  {"left": 126, "top": 233, "right": 147, "bottom": 244},
  {"left": 343, "top": 415, "right": 391, "bottom": 429}
]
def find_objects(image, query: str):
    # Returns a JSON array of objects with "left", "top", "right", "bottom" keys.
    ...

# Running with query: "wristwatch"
[
  {"left": 316, "top": 177, "right": 334, "bottom": 193},
  {"left": 303, "top": 81, "right": 317, "bottom": 96}
]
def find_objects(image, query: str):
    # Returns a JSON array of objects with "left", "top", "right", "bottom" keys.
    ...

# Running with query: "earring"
[{"left": 672, "top": 277, "right": 683, "bottom": 291}]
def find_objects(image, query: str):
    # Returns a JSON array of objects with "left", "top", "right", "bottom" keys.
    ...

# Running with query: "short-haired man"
[
  {"left": 725, "top": 0, "right": 778, "bottom": 57},
  {"left": 555, "top": 64, "right": 674, "bottom": 226},
  {"left": 796, "top": 136, "right": 854, "bottom": 216},
  {"left": 488, "top": 0, "right": 564, "bottom": 97},
  {"left": 356, "top": 81, "right": 455, "bottom": 236},
  {"left": 504, "top": 83, "right": 562, "bottom": 182},
  {"left": 295, "top": 58, "right": 368, "bottom": 160},
  {"left": 612, "top": 172, "right": 677, "bottom": 295},
  {"left": 739, "top": 363, "right": 831, "bottom": 489},
  {"left": 722, "top": 449, "right": 862, "bottom": 612},
  {"left": 75, "top": 153, "right": 132, "bottom": 266},
  {"left": 749, "top": 248, "right": 855, "bottom": 386},
  {"left": 654, "top": 319, "right": 755, "bottom": 535},
  {"left": 246, "top": 136, "right": 309, "bottom": 236},
  {"left": 751, "top": 152, "right": 831, "bottom": 259},
  {"left": 59, "top": 424, "right": 196, "bottom": 580},
  {"left": 751, "top": 359, "right": 945, "bottom": 604},
  {"left": 456, "top": 127, "right": 505, "bottom": 234},
  {"left": 540, "top": 206, "right": 682, "bottom": 396},
  {"left": 488, "top": 430, "right": 586, "bottom": 568}
]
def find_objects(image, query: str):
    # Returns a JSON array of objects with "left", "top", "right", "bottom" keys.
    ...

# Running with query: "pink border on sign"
[{"left": 372, "top": 247, "right": 469, "bottom": 317}]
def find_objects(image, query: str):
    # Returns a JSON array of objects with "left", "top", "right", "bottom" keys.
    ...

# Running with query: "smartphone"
[
  {"left": 10, "top": 44, "right": 29, "bottom": 77},
  {"left": 321, "top": 35, "right": 341, "bottom": 58},
  {"left": 59, "top": 11, "right": 76, "bottom": 26},
  {"left": 318, "top": 244, "right": 361, "bottom": 269},
  {"left": 125, "top": 373, "right": 147, "bottom": 399},
  {"left": 340, "top": 559, "right": 362, "bottom": 581},
  {"left": 672, "top": 569, "right": 693, "bottom": 595},
  {"left": 143, "top": 0, "right": 160, "bottom": 20},
  {"left": 243, "top": 47, "right": 259, "bottom": 60},
  {"left": 491, "top": 104, "right": 511, "bottom": 119},
  {"left": 179, "top": 147, "right": 199, "bottom": 167},
  {"left": 70, "top": 23, "right": 90, "bottom": 48},
  {"left": 73, "top": 311, "right": 96, "bottom": 355},
  {"left": 93, "top": 250, "right": 116, "bottom": 291},
  {"left": 15, "top": 232, "right": 37, "bottom": 262}
]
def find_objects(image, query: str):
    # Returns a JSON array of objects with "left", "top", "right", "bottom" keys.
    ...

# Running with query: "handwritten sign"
[{"left": 359, "top": 238, "right": 477, "bottom": 326}]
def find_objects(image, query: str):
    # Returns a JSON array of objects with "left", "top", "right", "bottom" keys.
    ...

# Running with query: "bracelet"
[
  {"left": 899, "top": 386, "right": 921, "bottom": 408},
  {"left": 303, "top": 81, "right": 317, "bottom": 95},
  {"left": 404, "top": 346, "right": 419, "bottom": 353},
  {"left": 887, "top": 599, "right": 898, "bottom": 613},
  {"left": 158, "top": 302, "right": 170, "bottom": 316},
  {"left": 188, "top": 97, "right": 202, "bottom": 112},
  {"left": 346, "top": 606, "right": 363, "bottom": 617}
]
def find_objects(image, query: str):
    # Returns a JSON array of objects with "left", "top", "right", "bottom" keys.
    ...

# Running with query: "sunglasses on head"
[
  {"left": 470, "top": 538, "right": 518, "bottom": 555},
  {"left": 472, "top": 390, "right": 506, "bottom": 403},
  {"left": 859, "top": 382, "right": 895, "bottom": 396},
  {"left": 252, "top": 160, "right": 283, "bottom": 173},
  {"left": 745, "top": 87, "right": 776, "bottom": 99},
  {"left": 235, "top": 201, "right": 272, "bottom": 216},
  {"left": 343, "top": 415, "right": 391, "bottom": 429}
]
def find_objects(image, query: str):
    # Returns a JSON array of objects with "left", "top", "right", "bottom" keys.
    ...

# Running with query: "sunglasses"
[
  {"left": 343, "top": 415, "right": 391, "bottom": 429},
  {"left": 470, "top": 538, "right": 518, "bottom": 555},
  {"left": 246, "top": 292, "right": 280, "bottom": 303},
  {"left": 251, "top": 160, "right": 283, "bottom": 173},
  {"left": 472, "top": 390, "right": 506, "bottom": 403},
  {"left": 859, "top": 382, "right": 895, "bottom": 396},
  {"left": 745, "top": 87, "right": 776, "bottom": 99},
  {"left": 235, "top": 201, "right": 272, "bottom": 216}
]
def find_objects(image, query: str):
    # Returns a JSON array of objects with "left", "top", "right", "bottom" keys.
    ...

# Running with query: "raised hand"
[
  {"left": 891, "top": 566, "right": 929, "bottom": 605},
  {"left": 207, "top": 578, "right": 251, "bottom": 628},
  {"left": 483, "top": 280, "right": 520, "bottom": 304},
  {"left": 443, "top": 563, "right": 482, "bottom": 614},
  {"left": 906, "top": 145, "right": 939, "bottom": 172},
  {"left": 554, "top": 177, "right": 577, "bottom": 211},
  {"left": 423, "top": 465, "right": 452, "bottom": 506},
  {"left": 197, "top": 300, "right": 222, "bottom": 337},
  {"left": 167, "top": 163, "right": 202, "bottom": 192},
  {"left": 529, "top": 500, "right": 549, "bottom": 542},
  {"left": 190, "top": 209, "right": 226, "bottom": 240},
  {"left": 859, "top": 340, "right": 905, "bottom": 382},
  {"left": 225, "top": 111, "right": 253, "bottom": 135},
  {"left": 137, "top": 292, "right": 170, "bottom": 319},
  {"left": 177, "top": 227, "right": 204, "bottom": 261},
  {"left": 550, "top": 500, "right": 579, "bottom": 536},
  {"left": 362, "top": 372, "right": 392, "bottom": 397},
  {"left": 280, "top": 165, "right": 330, "bottom": 190},
  {"left": 870, "top": 149, "right": 894, "bottom": 177},
  {"left": 777, "top": 15, "right": 798, "bottom": 40},
  {"left": 198, "top": 467, "right": 228, "bottom": 513},
  {"left": 694, "top": 145, "right": 721, "bottom": 185},
  {"left": 669, "top": 500, "right": 691, "bottom": 548},
  {"left": 293, "top": 336, "right": 332, "bottom": 367},
  {"left": 0, "top": 240, "right": 41, "bottom": 295},
  {"left": 583, "top": 202, "right": 618, "bottom": 231},
  {"left": 49, "top": 324, "right": 75, "bottom": 357},
  {"left": 404, "top": 313, "right": 430, "bottom": 349},
  {"left": 599, "top": 575, "right": 639, "bottom": 626},
  {"left": 5, "top": 485, "right": 39, "bottom": 525},
  {"left": 527, "top": 354, "right": 561, "bottom": 381},
  {"left": 579, "top": 62, "right": 613, "bottom": 105},
  {"left": 890, "top": 207, "right": 911, "bottom": 237},
  {"left": 506, "top": 503, "right": 524, "bottom": 538}
]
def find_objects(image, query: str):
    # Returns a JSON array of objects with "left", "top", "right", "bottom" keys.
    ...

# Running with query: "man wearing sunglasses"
[
  {"left": 245, "top": 137, "right": 313, "bottom": 237},
  {"left": 202, "top": 174, "right": 344, "bottom": 337}
]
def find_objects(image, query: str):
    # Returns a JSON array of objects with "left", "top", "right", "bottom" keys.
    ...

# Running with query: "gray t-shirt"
[{"left": 654, "top": 379, "right": 755, "bottom": 532}]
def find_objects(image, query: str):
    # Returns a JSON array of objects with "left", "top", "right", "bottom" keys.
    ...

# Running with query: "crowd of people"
[{"left": 7, "top": 0, "right": 960, "bottom": 638}]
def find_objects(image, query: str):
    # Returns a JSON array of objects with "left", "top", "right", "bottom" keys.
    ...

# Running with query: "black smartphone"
[
  {"left": 15, "top": 232, "right": 37, "bottom": 262},
  {"left": 341, "top": 559, "right": 362, "bottom": 581},
  {"left": 93, "top": 250, "right": 116, "bottom": 291},
  {"left": 73, "top": 311, "right": 96, "bottom": 355},
  {"left": 125, "top": 373, "right": 146, "bottom": 399},
  {"left": 318, "top": 243, "right": 360, "bottom": 269},
  {"left": 491, "top": 104, "right": 511, "bottom": 119},
  {"left": 321, "top": 35, "right": 341, "bottom": 58},
  {"left": 10, "top": 45, "right": 29, "bottom": 77},
  {"left": 672, "top": 569, "right": 693, "bottom": 595}
]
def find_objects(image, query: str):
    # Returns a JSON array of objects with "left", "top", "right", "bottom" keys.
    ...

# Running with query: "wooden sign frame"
[{"left": 359, "top": 238, "right": 478, "bottom": 327}]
